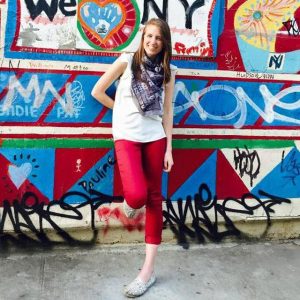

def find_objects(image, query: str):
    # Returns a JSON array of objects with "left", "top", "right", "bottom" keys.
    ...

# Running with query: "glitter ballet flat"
[{"left": 124, "top": 274, "right": 156, "bottom": 298}]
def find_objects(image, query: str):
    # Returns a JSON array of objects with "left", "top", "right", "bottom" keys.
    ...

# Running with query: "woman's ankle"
[{"left": 138, "top": 267, "right": 154, "bottom": 282}]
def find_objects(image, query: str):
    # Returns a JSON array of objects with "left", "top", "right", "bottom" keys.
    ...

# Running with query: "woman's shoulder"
[{"left": 118, "top": 52, "right": 134, "bottom": 64}]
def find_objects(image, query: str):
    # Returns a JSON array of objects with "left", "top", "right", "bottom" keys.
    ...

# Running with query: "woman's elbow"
[
  {"left": 91, "top": 87, "right": 98, "bottom": 99},
  {"left": 91, "top": 87, "right": 105, "bottom": 102}
]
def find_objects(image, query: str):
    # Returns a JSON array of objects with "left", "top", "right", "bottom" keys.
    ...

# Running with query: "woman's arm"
[
  {"left": 91, "top": 57, "right": 127, "bottom": 109},
  {"left": 162, "top": 72, "right": 176, "bottom": 172}
]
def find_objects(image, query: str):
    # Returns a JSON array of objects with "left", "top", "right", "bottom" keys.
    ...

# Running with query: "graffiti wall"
[{"left": 0, "top": 0, "right": 300, "bottom": 247}]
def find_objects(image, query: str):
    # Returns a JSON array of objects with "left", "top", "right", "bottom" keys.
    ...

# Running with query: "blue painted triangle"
[
  {"left": 170, "top": 150, "right": 217, "bottom": 201},
  {"left": 251, "top": 148, "right": 300, "bottom": 199},
  {"left": 65, "top": 149, "right": 115, "bottom": 204},
  {"left": 0, "top": 148, "right": 55, "bottom": 200}
]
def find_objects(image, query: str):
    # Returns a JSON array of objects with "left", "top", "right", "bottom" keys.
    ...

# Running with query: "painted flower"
[{"left": 235, "top": 0, "right": 298, "bottom": 51}]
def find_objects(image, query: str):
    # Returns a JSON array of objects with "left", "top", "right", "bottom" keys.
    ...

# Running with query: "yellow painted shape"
[
  {"left": 228, "top": 0, "right": 239, "bottom": 10},
  {"left": 234, "top": 0, "right": 299, "bottom": 51}
]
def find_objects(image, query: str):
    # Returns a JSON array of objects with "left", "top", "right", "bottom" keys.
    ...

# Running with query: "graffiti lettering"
[
  {"left": 8, "top": 60, "right": 21, "bottom": 73},
  {"left": 173, "top": 81, "right": 300, "bottom": 128},
  {"left": 221, "top": 51, "right": 241, "bottom": 71},
  {"left": 142, "top": 0, "right": 205, "bottom": 29},
  {"left": 0, "top": 183, "right": 290, "bottom": 248},
  {"left": 281, "top": 149, "right": 300, "bottom": 185},
  {"left": 233, "top": 146, "right": 260, "bottom": 187},
  {"left": 0, "top": 60, "right": 22, "bottom": 75},
  {"left": 236, "top": 72, "right": 274, "bottom": 80},
  {"left": 282, "top": 18, "right": 300, "bottom": 36},
  {"left": 64, "top": 64, "right": 88, "bottom": 71},
  {"left": 2, "top": 75, "right": 74, "bottom": 115},
  {"left": 0, "top": 104, "right": 38, "bottom": 117},
  {"left": 0, "top": 189, "right": 123, "bottom": 247},
  {"left": 24, "top": 0, "right": 76, "bottom": 22},
  {"left": 29, "top": 61, "right": 56, "bottom": 69},
  {"left": 268, "top": 54, "right": 284, "bottom": 70},
  {"left": 174, "top": 41, "right": 210, "bottom": 56},
  {"left": 170, "top": 27, "right": 200, "bottom": 37},
  {"left": 163, "top": 184, "right": 291, "bottom": 248},
  {"left": 78, "top": 155, "right": 116, "bottom": 193}
]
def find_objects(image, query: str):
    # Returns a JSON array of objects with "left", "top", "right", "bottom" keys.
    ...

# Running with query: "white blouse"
[{"left": 112, "top": 53, "right": 177, "bottom": 142}]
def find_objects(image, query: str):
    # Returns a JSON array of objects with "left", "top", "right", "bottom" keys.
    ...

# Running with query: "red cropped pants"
[{"left": 114, "top": 138, "right": 166, "bottom": 245}]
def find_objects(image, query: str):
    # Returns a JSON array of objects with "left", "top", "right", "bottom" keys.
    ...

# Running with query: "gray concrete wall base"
[{"left": 3, "top": 218, "right": 300, "bottom": 247}]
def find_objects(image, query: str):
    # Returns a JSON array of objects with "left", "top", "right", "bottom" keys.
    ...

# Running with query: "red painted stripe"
[
  {"left": 0, "top": 122, "right": 111, "bottom": 127},
  {"left": 1, "top": 121, "right": 300, "bottom": 130},
  {"left": 175, "top": 75, "right": 294, "bottom": 83},
  {"left": 0, "top": 133, "right": 113, "bottom": 139},
  {"left": 0, "top": 132, "right": 297, "bottom": 140},
  {"left": 207, "top": 0, "right": 217, "bottom": 56},
  {"left": 0, "top": 67, "right": 104, "bottom": 76},
  {"left": 11, "top": 43, "right": 119, "bottom": 58},
  {"left": 172, "top": 134, "right": 299, "bottom": 140},
  {"left": 11, "top": 0, "right": 22, "bottom": 49},
  {"left": 173, "top": 124, "right": 300, "bottom": 130},
  {"left": 93, "top": 106, "right": 109, "bottom": 124}
]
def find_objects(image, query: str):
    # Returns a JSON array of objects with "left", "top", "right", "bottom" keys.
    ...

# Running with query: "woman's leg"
[
  {"left": 116, "top": 138, "right": 165, "bottom": 285},
  {"left": 114, "top": 140, "right": 147, "bottom": 209},
  {"left": 139, "top": 244, "right": 159, "bottom": 282},
  {"left": 139, "top": 138, "right": 166, "bottom": 282}
]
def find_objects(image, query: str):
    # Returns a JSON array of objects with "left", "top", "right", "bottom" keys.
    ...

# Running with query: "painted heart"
[
  {"left": 79, "top": 1, "right": 124, "bottom": 43},
  {"left": 8, "top": 162, "right": 32, "bottom": 189},
  {"left": 77, "top": 0, "right": 139, "bottom": 50}
]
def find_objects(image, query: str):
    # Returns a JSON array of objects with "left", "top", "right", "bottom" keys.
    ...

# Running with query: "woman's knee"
[
  {"left": 147, "top": 190, "right": 162, "bottom": 203},
  {"left": 125, "top": 190, "right": 147, "bottom": 209}
]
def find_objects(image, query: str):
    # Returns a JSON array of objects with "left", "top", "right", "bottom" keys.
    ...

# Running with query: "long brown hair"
[{"left": 131, "top": 18, "right": 172, "bottom": 84}]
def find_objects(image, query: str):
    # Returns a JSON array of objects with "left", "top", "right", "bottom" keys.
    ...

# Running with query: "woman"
[{"left": 91, "top": 18, "right": 176, "bottom": 297}]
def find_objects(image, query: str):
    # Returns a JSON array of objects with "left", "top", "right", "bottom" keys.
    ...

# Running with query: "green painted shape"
[
  {"left": 2, "top": 139, "right": 114, "bottom": 148},
  {"left": 172, "top": 139, "right": 295, "bottom": 149},
  {"left": 1, "top": 139, "right": 295, "bottom": 149}
]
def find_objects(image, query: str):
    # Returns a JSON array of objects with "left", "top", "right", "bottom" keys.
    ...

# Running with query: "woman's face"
[{"left": 143, "top": 24, "right": 163, "bottom": 59}]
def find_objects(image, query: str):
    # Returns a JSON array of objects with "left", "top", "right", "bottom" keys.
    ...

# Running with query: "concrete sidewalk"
[{"left": 1, "top": 240, "right": 300, "bottom": 300}]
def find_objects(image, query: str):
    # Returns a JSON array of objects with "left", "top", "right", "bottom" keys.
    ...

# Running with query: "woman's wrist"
[{"left": 165, "top": 146, "right": 172, "bottom": 153}]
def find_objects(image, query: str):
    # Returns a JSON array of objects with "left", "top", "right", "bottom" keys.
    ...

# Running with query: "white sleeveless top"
[{"left": 112, "top": 53, "right": 177, "bottom": 142}]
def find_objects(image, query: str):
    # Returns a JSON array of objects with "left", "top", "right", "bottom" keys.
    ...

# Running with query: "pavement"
[{"left": 1, "top": 239, "right": 300, "bottom": 300}]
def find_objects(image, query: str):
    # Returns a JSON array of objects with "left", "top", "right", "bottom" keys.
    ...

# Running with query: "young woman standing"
[{"left": 91, "top": 18, "right": 176, "bottom": 297}]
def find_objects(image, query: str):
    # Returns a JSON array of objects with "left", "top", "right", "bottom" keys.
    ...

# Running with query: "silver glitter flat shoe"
[
  {"left": 124, "top": 274, "right": 156, "bottom": 298},
  {"left": 123, "top": 199, "right": 137, "bottom": 218}
]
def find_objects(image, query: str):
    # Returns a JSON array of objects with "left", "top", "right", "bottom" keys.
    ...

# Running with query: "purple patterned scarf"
[{"left": 131, "top": 54, "right": 164, "bottom": 117}]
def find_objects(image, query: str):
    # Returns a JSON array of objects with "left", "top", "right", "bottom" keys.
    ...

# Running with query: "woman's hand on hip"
[{"left": 163, "top": 150, "right": 174, "bottom": 172}]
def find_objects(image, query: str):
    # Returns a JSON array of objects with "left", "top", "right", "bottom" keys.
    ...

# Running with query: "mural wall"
[{"left": 0, "top": 0, "right": 300, "bottom": 247}]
